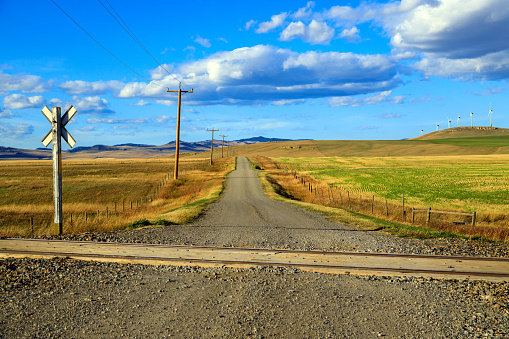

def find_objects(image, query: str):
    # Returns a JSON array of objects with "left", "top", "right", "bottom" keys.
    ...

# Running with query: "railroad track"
[{"left": 1, "top": 238, "right": 509, "bottom": 281}]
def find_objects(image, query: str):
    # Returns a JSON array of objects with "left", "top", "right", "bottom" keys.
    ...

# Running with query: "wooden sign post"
[{"left": 41, "top": 105, "right": 77, "bottom": 235}]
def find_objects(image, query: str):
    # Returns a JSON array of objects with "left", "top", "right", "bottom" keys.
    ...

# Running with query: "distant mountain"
[
  {"left": 0, "top": 136, "right": 294, "bottom": 160},
  {"left": 235, "top": 136, "right": 292, "bottom": 144}
]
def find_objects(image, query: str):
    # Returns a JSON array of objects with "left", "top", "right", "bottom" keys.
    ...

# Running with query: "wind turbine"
[
  {"left": 447, "top": 117, "right": 451, "bottom": 129},
  {"left": 470, "top": 111, "right": 474, "bottom": 128},
  {"left": 489, "top": 104, "right": 493, "bottom": 128},
  {"left": 457, "top": 116, "right": 461, "bottom": 127}
]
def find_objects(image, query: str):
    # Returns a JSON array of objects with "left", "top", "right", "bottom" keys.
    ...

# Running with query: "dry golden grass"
[{"left": 0, "top": 156, "right": 235, "bottom": 237}]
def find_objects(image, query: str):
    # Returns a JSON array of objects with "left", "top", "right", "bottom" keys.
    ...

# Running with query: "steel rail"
[
  {"left": 5, "top": 238, "right": 509, "bottom": 262},
  {"left": 2, "top": 248, "right": 509, "bottom": 279}
]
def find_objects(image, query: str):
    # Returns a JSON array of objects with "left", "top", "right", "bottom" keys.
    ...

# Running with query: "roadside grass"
[
  {"left": 0, "top": 157, "right": 235, "bottom": 236},
  {"left": 252, "top": 156, "right": 509, "bottom": 243}
]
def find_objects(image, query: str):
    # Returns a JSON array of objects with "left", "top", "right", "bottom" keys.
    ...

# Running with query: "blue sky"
[{"left": 1, "top": 0, "right": 508, "bottom": 149}]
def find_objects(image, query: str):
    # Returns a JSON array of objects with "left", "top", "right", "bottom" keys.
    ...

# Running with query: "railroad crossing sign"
[
  {"left": 41, "top": 105, "right": 76, "bottom": 148},
  {"left": 41, "top": 105, "right": 77, "bottom": 235}
]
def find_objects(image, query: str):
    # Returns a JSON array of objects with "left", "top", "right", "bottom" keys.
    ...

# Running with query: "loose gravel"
[{"left": 1, "top": 257, "right": 508, "bottom": 338}]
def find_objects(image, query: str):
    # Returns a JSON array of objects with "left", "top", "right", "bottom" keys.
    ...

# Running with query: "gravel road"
[
  {"left": 2, "top": 157, "right": 509, "bottom": 337},
  {"left": 39, "top": 157, "right": 509, "bottom": 258}
]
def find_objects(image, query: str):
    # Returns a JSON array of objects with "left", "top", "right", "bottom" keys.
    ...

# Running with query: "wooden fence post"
[
  {"left": 412, "top": 208, "right": 415, "bottom": 223},
  {"left": 385, "top": 199, "right": 388, "bottom": 216},
  {"left": 85, "top": 211, "right": 88, "bottom": 221},
  {"left": 371, "top": 195, "right": 374, "bottom": 214},
  {"left": 359, "top": 195, "right": 362, "bottom": 212},
  {"left": 426, "top": 207, "right": 431, "bottom": 223},
  {"left": 472, "top": 212, "right": 476, "bottom": 226},
  {"left": 348, "top": 191, "right": 351, "bottom": 209},
  {"left": 402, "top": 192, "right": 405, "bottom": 220}
]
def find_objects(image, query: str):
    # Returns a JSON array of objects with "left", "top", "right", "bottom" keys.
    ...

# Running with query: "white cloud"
[
  {"left": 414, "top": 51, "right": 509, "bottom": 80},
  {"left": 280, "top": 20, "right": 335, "bottom": 45},
  {"left": 0, "top": 71, "right": 51, "bottom": 94},
  {"left": 379, "top": 113, "right": 403, "bottom": 119},
  {"left": 218, "top": 37, "right": 228, "bottom": 43},
  {"left": 0, "top": 122, "right": 33, "bottom": 138},
  {"left": 183, "top": 46, "right": 196, "bottom": 53},
  {"left": 72, "top": 96, "right": 115, "bottom": 115},
  {"left": 59, "top": 80, "right": 124, "bottom": 95},
  {"left": 130, "top": 100, "right": 150, "bottom": 106},
  {"left": 256, "top": 13, "right": 287, "bottom": 33},
  {"left": 388, "top": 0, "right": 509, "bottom": 59},
  {"left": 118, "top": 45, "right": 400, "bottom": 105},
  {"left": 271, "top": 99, "right": 305, "bottom": 106},
  {"left": 339, "top": 26, "right": 360, "bottom": 42},
  {"left": 149, "top": 64, "right": 174, "bottom": 80},
  {"left": 194, "top": 35, "right": 211, "bottom": 48},
  {"left": 329, "top": 90, "right": 405, "bottom": 107},
  {"left": 293, "top": 1, "right": 315, "bottom": 19},
  {"left": 3, "top": 94, "right": 45, "bottom": 109},
  {"left": 0, "top": 108, "right": 14, "bottom": 118},
  {"left": 244, "top": 19, "right": 257, "bottom": 31}
]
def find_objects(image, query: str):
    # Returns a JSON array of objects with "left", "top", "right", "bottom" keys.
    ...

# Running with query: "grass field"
[
  {"left": 274, "top": 155, "right": 509, "bottom": 217},
  {"left": 0, "top": 156, "right": 235, "bottom": 236}
]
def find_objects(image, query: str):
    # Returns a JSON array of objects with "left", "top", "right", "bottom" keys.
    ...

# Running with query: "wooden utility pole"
[
  {"left": 219, "top": 134, "right": 227, "bottom": 158},
  {"left": 207, "top": 128, "right": 219, "bottom": 165},
  {"left": 167, "top": 84, "right": 193, "bottom": 180}
]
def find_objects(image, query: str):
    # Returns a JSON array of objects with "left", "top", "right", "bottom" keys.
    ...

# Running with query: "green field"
[{"left": 274, "top": 154, "right": 509, "bottom": 217}]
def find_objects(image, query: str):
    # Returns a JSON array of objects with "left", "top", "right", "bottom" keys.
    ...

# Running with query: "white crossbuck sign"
[{"left": 41, "top": 105, "right": 77, "bottom": 148}]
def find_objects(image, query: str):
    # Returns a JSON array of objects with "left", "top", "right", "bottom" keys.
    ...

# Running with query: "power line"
[
  {"left": 49, "top": 0, "right": 162, "bottom": 86},
  {"left": 183, "top": 92, "right": 212, "bottom": 128},
  {"left": 98, "top": 0, "right": 182, "bottom": 85}
]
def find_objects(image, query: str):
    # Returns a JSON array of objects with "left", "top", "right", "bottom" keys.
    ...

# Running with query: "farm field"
[
  {"left": 0, "top": 156, "right": 235, "bottom": 236},
  {"left": 273, "top": 154, "right": 509, "bottom": 221}
]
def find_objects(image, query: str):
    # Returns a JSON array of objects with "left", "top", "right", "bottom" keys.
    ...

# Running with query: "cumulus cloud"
[
  {"left": 280, "top": 20, "right": 335, "bottom": 44},
  {"left": 414, "top": 51, "right": 509, "bottom": 80},
  {"left": 72, "top": 96, "right": 115, "bottom": 115},
  {"left": 59, "top": 80, "right": 124, "bottom": 95},
  {"left": 194, "top": 36, "right": 211, "bottom": 48},
  {"left": 256, "top": 13, "right": 287, "bottom": 33},
  {"left": 117, "top": 45, "right": 400, "bottom": 105},
  {"left": 3, "top": 94, "right": 45, "bottom": 109},
  {"left": 0, "top": 122, "right": 34, "bottom": 138},
  {"left": 339, "top": 26, "right": 360, "bottom": 42},
  {"left": 0, "top": 71, "right": 51, "bottom": 94},
  {"left": 149, "top": 64, "right": 174, "bottom": 80},
  {"left": 388, "top": 0, "right": 509, "bottom": 59},
  {"left": 293, "top": 1, "right": 315, "bottom": 19}
]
